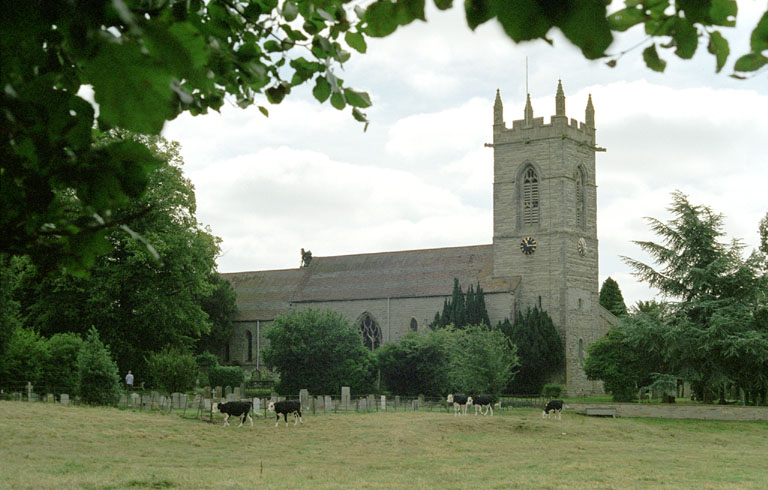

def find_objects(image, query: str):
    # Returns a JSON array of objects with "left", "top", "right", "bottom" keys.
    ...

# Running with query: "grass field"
[{"left": 2, "top": 401, "right": 767, "bottom": 489}]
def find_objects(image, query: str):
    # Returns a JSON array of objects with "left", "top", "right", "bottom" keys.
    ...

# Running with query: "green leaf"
[
  {"left": 266, "top": 84, "right": 288, "bottom": 104},
  {"left": 494, "top": 0, "right": 552, "bottom": 42},
  {"left": 395, "top": 0, "right": 426, "bottom": 25},
  {"left": 345, "top": 31, "right": 367, "bottom": 53},
  {"left": 364, "top": 1, "right": 399, "bottom": 37},
  {"left": 707, "top": 30, "right": 729, "bottom": 73},
  {"left": 343, "top": 88, "right": 372, "bottom": 108},
  {"left": 643, "top": 44, "right": 667, "bottom": 72},
  {"left": 465, "top": 0, "right": 493, "bottom": 30},
  {"left": 557, "top": 0, "right": 613, "bottom": 59},
  {"left": 709, "top": 0, "right": 737, "bottom": 27},
  {"left": 607, "top": 7, "right": 645, "bottom": 32},
  {"left": 673, "top": 18, "right": 698, "bottom": 59},
  {"left": 258, "top": 106, "right": 269, "bottom": 117},
  {"left": 264, "top": 40, "right": 282, "bottom": 52},
  {"left": 282, "top": 1, "right": 299, "bottom": 21},
  {"left": 352, "top": 107, "right": 368, "bottom": 122},
  {"left": 434, "top": 0, "right": 453, "bottom": 10},
  {"left": 750, "top": 11, "right": 768, "bottom": 53},
  {"left": 676, "top": 0, "right": 711, "bottom": 24},
  {"left": 733, "top": 52, "right": 768, "bottom": 72},
  {"left": 312, "top": 76, "right": 332, "bottom": 103},
  {"left": 82, "top": 42, "right": 174, "bottom": 134},
  {"left": 330, "top": 91, "right": 346, "bottom": 110}
]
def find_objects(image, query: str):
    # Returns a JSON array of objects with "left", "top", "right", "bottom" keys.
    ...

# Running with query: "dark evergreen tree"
[
  {"left": 599, "top": 277, "right": 628, "bottom": 317},
  {"left": 432, "top": 280, "right": 491, "bottom": 328},
  {"left": 501, "top": 307, "right": 564, "bottom": 394}
]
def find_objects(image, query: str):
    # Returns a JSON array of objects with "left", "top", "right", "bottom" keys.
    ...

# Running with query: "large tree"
[
  {"left": 600, "top": 277, "right": 628, "bottom": 317},
  {"left": 262, "top": 308, "right": 377, "bottom": 395},
  {"left": 14, "top": 134, "right": 232, "bottom": 382},
  {"left": 377, "top": 330, "right": 452, "bottom": 396},
  {"left": 499, "top": 307, "right": 564, "bottom": 394},
  {"left": 621, "top": 191, "right": 768, "bottom": 403}
]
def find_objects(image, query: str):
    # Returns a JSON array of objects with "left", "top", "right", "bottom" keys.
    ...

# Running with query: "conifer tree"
[
  {"left": 432, "top": 279, "right": 491, "bottom": 328},
  {"left": 599, "top": 277, "right": 628, "bottom": 317}
]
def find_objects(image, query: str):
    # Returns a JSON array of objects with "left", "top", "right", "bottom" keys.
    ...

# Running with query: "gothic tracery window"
[
  {"left": 359, "top": 312, "right": 382, "bottom": 351},
  {"left": 522, "top": 167, "right": 540, "bottom": 226},
  {"left": 575, "top": 167, "right": 585, "bottom": 229}
]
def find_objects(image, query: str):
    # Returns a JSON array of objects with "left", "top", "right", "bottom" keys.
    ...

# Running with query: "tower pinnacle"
[
  {"left": 555, "top": 79, "right": 566, "bottom": 116},
  {"left": 494, "top": 89, "right": 504, "bottom": 126},
  {"left": 524, "top": 93, "right": 534, "bottom": 126},
  {"left": 585, "top": 94, "right": 595, "bottom": 129}
]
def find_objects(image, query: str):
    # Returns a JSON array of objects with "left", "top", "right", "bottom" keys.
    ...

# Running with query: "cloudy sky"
[{"left": 164, "top": 2, "right": 768, "bottom": 308}]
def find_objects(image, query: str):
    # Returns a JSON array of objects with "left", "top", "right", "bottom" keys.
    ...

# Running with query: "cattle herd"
[{"left": 212, "top": 395, "right": 565, "bottom": 427}]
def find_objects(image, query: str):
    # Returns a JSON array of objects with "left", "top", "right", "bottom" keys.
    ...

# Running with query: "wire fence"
[{"left": 0, "top": 380, "right": 550, "bottom": 423}]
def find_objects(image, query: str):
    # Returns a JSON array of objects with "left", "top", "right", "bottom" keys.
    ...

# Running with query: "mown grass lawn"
[{"left": 1, "top": 401, "right": 767, "bottom": 489}]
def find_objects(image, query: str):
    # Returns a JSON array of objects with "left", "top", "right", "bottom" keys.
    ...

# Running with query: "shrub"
[
  {"left": 542, "top": 384, "right": 563, "bottom": 398},
  {"left": 196, "top": 351, "right": 219, "bottom": 369},
  {"left": 42, "top": 333, "right": 83, "bottom": 394},
  {"left": 76, "top": 328, "right": 122, "bottom": 405},
  {"left": 377, "top": 331, "right": 451, "bottom": 396},
  {"left": 0, "top": 327, "right": 47, "bottom": 388},
  {"left": 147, "top": 347, "right": 199, "bottom": 394},
  {"left": 208, "top": 365, "right": 244, "bottom": 389}
]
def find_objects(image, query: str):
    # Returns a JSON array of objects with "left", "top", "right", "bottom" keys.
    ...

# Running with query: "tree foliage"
[
  {"left": 432, "top": 279, "right": 491, "bottom": 329},
  {"left": 262, "top": 308, "right": 377, "bottom": 395},
  {"left": 499, "top": 307, "right": 564, "bottom": 394},
  {"left": 76, "top": 327, "right": 122, "bottom": 405},
  {"left": 362, "top": 0, "right": 765, "bottom": 76},
  {"left": 377, "top": 330, "right": 452, "bottom": 396},
  {"left": 13, "top": 134, "right": 232, "bottom": 383},
  {"left": 615, "top": 191, "right": 768, "bottom": 403},
  {"left": 449, "top": 325, "right": 518, "bottom": 395},
  {"left": 146, "top": 347, "right": 199, "bottom": 394},
  {"left": 1, "top": 0, "right": 373, "bottom": 271},
  {"left": 599, "top": 277, "right": 628, "bottom": 317}
]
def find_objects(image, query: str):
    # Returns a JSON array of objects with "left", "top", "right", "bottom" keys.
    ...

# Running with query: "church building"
[{"left": 221, "top": 81, "right": 619, "bottom": 395}]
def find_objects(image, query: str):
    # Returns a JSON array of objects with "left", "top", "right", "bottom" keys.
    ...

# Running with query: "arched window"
[
  {"left": 245, "top": 330, "right": 253, "bottom": 362},
  {"left": 522, "top": 167, "right": 540, "bottom": 225},
  {"left": 575, "top": 167, "right": 585, "bottom": 229},
  {"left": 358, "top": 312, "right": 382, "bottom": 351},
  {"left": 410, "top": 318, "right": 418, "bottom": 332}
]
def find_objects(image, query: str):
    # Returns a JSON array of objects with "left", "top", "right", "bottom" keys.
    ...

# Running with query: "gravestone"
[
  {"left": 300, "top": 389, "right": 309, "bottom": 409},
  {"left": 324, "top": 395, "right": 333, "bottom": 411},
  {"left": 341, "top": 387, "right": 350, "bottom": 410},
  {"left": 172, "top": 392, "right": 181, "bottom": 409},
  {"left": 159, "top": 395, "right": 167, "bottom": 408},
  {"left": 233, "top": 386, "right": 241, "bottom": 399},
  {"left": 381, "top": 395, "right": 386, "bottom": 410},
  {"left": 203, "top": 398, "right": 211, "bottom": 410},
  {"left": 358, "top": 398, "right": 367, "bottom": 411},
  {"left": 60, "top": 394, "right": 69, "bottom": 405},
  {"left": 315, "top": 396, "right": 324, "bottom": 410},
  {"left": 226, "top": 393, "right": 238, "bottom": 402},
  {"left": 141, "top": 394, "right": 151, "bottom": 409},
  {"left": 367, "top": 394, "right": 375, "bottom": 410},
  {"left": 253, "top": 397, "right": 260, "bottom": 411},
  {"left": 215, "top": 386, "right": 222, "bottom": 400},
  {"left": 130, "top": 393, "right": 140, "bottom": 406},
  {"left": 46, "top": 393, "right": 55, "bottom": 403},
  {"left": 395, "top": 396, "right": 400, "bottom": 408},
  {"left": 224, "top": 386, "right": 232, "bottom": 397}
]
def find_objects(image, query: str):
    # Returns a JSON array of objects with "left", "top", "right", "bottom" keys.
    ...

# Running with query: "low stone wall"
[{"left": 568, "top": 402, "right": 768, "bottom": 421}]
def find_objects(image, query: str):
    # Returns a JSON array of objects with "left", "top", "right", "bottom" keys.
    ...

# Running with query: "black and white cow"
[
  {"left": 212, "top": 401, "right": 253, "bottom": 427},
  {"left": 267, "top": 400, "right": 303, "bottom": 427},
  {"left": 471, "top": 394, "right": 496, "bottom": 416},
  {"left": 446, "top": 394, "right": 470, "bottom": 416},
  {"left": 542, "top": 399, "right": 564, "bottom": 420}
]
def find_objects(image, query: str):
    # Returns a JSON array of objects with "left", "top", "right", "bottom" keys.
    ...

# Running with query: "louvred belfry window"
[
  {"left": 576, "top": 169, "right": 585, "bottom": 228},
  {"left": 523, "top": 167, "right": 539, "bottom": 225}
]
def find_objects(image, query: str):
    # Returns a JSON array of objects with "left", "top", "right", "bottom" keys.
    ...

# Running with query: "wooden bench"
[{"left": 586, "top": 407, "right": 617, "bottom": 418}]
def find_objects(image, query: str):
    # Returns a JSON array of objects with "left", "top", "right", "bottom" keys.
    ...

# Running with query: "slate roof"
[{"left": 222, "top": 244, "right": 519, "bottom": 322}]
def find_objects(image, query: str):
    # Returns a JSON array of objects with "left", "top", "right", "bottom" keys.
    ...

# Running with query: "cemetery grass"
[{"left": 2, "top": 402, "right": 768, "bottom": 489}]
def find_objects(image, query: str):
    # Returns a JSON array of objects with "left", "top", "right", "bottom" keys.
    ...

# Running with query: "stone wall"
[{"left": 568, "top": 402, "right": 768, "bottom": 422}]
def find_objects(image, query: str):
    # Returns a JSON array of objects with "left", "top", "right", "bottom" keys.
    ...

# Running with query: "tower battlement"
[{"left": 492, "top": 81, "right": 596, "bottom": 146}]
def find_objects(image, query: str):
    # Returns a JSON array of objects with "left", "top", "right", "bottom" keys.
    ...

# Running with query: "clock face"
[
  {"left": 520, "top": 236, "right": 537, "bottom": 255},
  {"left": 578, "top": 238, "right": 587, "bottom": 256}
]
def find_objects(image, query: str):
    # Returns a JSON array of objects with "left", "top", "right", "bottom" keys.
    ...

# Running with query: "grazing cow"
[
  {"left": 267, "top": 400, "right": 303, "bottom": 427},
  {"left": 212, "top": 401, "right": 253, "bottom": 427},
  {"left": 446, "top": 394, "right": 470, "bottom": 416},
  {"left": 471, "top": 394, "right": 496, "bottom": 416},
  {"left": 542, "top": 399, "right": 564, "bottom": 420}
]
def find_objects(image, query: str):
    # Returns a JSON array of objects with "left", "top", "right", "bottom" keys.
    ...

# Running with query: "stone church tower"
[
  {"left": 221, "top": 81, "right": 617, "bottom": 396},
  {"left": 491, "top": 81, "right": 609, "bottom": 393}
]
